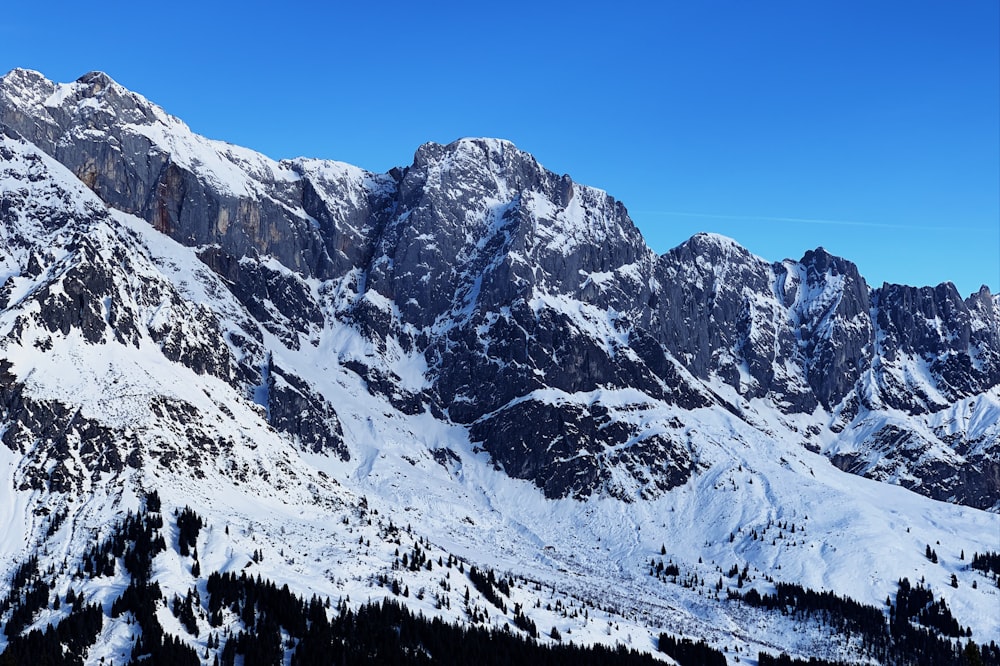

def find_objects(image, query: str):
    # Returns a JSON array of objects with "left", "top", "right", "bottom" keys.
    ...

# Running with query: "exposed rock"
[
  {"left": 266, "top": 363, "right": 348, "bottom": 460},
  {"left": 471, "top": 397, "right": 696, "bottom": 500},
  {"left": 1, "top": 70, "right": 997, "bottom": 507}
]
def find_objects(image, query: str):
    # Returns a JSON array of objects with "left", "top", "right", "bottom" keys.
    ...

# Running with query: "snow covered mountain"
[{"left": 0, "top": 69, "right": 997, "bottom": 665}]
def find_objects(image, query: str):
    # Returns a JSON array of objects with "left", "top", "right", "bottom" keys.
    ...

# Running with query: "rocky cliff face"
[
  {"left": 1, "top": 69, "right": 998, "bottom": 508},
  {"left": 0, "top": 124, "right": 347, "bottom": 488}
]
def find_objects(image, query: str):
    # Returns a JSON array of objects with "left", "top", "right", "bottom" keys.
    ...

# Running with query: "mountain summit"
[{"left": 0, "top": 70, "right": 997, "bottom": 663}]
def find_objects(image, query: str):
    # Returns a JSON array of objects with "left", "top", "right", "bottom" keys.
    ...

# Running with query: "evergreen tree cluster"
[
  {"left": 395, "top": 538, "right": 439, "bottom": 573},
  {"left": 206, "top": 570, "right": 656, "bottom": 665},
  {"left": 5, "top": 555, "right": 39, "bottom": 595},
  {"left": 757, "top": 652, "right": 858, "bottom": 666},
  {"left": 316, "top": 597, "right": 659, "bottom": 666},
  {"left": 892, "top": 578, "right": 967, "bottom": 638},
  {"left": 0, "top": 555, "right": 49, "bottom": 639},
  {"left": 207, "top": 569, "right": 330, "bottom": 666},
  {"left": 732, "top": 581, "right": 884, "bottom": 636},
  {"left": 0, "top": 504, "right": 200, "bottom": 665},
  {"left": 0, "top": 602, "right": 102, "bottom": 666},
  {"left": 109, "top": 573, "right": 199, "bottom": 663},
  {"left": 971, "top": 551, "right": 1000, "bottom": 576},
  {"left": 719, "top": 562, "right": 754, "bottom": 588},
  {"left": 730, "top": 578, "right": 999, "bottom": 666},
  {"left": 512, "top": 602, "right": 539, "bottom": 638},
  {"left": 171, "top": 588, "right": 201, "bottom": 636},
  {"left": 207, "top": 570, "right": 312, "bottom": 636},
  {"left": 145, "top": 489, "right": 162, "bottom": 513},
  {"left": 94, "top": 505, "right": 199, "bottom": 664},
  {"left": 648, "top": 558, "right": 680, "bottom": 582},
  {"left": 657, "top": 633, "right": 726, "bottom": 666},
  {"left": 80, "top": 509, "right": 166, "bottom": 582},
  {"left": 468, "top": 566, "right": 512, "bottom": 613},
  {"left": 175, "top": 506, "right": 204, "bottom": 557}
]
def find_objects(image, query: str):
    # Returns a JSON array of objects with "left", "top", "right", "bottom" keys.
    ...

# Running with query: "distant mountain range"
[{"left": 0, "top": 69, "right": 997, "bottom": 664}]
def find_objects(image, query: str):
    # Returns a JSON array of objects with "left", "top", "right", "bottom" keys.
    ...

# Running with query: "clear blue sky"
[{"left": 3, "top": 1, "right": 997, "bottom": 295}]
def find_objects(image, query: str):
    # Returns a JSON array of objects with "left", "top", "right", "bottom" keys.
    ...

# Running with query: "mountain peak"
[
  {"left": 451, "top": 136, "right": 518, "bottom": 153},
  {"left": 799, "top": 246, "right": 865, "bottom": 285},
  {"left": 669, "top": 231, "right": 755, "bottom": 263},
  {"left": 439, "top": 136, "right": 518, "bottom": 155},
  {"left": 0, "top": 67, "right": 170, "bottom": 132},
  {"left": 411, "top": 137, "right": 535, "bottom": 173},
  {"left": 1, "top": 67, "right": 48, "bottom": 87},
  {"left": 74, "top": 70, "right": 120, "bottom": 92},
  {"left": 800, "top": 245, "right": 836, "bottom": 262},
  {"left": 689, "top": 231, "right": 742, "bottom": 248},
  {"left": 2, "top": 68, "right": 124, "bottom": 104},
  {"left": 0, "top": 67, "right": 56, "bottom": 108}
]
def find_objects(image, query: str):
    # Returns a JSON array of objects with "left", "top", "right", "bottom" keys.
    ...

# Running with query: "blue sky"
[{"left": 3, "top": 1, "right": 997, "bottom": 295}]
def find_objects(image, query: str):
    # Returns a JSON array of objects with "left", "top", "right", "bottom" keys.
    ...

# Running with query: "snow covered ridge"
[
  {"left": 0, "top": 68, "right": 998, "bottom": 662},
  {"left": 0, "top": 68, "right": 996, "bottom": 504}
]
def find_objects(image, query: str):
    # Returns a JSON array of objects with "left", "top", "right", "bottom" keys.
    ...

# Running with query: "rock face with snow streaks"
[{"left": 1, "top": 69, "right": 998, "bottom": 507}]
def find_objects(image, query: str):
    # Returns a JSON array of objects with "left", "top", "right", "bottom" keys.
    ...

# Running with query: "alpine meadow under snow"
[{"left": 0, "top": 69, "right": 997, "bottom": 665}]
